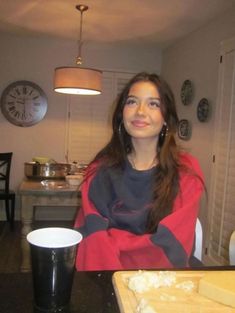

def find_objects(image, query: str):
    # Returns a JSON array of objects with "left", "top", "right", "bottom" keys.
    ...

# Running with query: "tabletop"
[
  {"left": 0, "top": 267, "right": 234, "bottom": 313},
  {"left": 0, "top": 271, "right": 119, "bottom": 313},
  {"left": 18, "top": 179, "right": 81, "bottom": 196}
]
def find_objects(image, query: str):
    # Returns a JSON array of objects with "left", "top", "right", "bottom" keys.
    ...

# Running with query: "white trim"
[{"left": 207, "top": 37, "right": 235, "bottom": 265}]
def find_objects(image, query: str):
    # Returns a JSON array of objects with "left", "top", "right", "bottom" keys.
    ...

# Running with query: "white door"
[{"left": 207, "top": 37, "right": 235, "bottom": 265}]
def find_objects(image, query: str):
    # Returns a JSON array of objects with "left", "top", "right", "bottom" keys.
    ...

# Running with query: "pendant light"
[{"left": 54, "top": 4, "right": 102, "bottom": 95}]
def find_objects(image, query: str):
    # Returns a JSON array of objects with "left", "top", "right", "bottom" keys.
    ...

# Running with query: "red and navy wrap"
[{"left": 74, "top": 153, "right": 204, "bottom": 271}]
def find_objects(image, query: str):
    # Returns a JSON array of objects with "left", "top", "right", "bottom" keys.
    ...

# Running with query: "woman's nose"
[{"left": 136, "top": 102, "right": 146, "bottom": 115}]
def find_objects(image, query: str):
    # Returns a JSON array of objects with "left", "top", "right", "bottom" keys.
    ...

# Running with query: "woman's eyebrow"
[
  {"left": 127, "top": 95, "right": 160, "bottom": 100},
  {"left": 148, "top": 97, "right": 161, "bottom": 101},
  {"left": 126, "top": 95, "right": 138, "bottom": 98}
]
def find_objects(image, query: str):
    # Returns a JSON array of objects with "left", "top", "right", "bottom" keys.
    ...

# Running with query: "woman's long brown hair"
[{"left": 91, "top": 72, "right": 184, "bottom": 233}]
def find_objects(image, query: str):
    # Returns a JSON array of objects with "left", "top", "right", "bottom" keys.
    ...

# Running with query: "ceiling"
[{"left": 0, "top": 0, "right": 235, "bottom": 48}]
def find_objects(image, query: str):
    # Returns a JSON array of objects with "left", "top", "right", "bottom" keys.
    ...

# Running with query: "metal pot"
[{"left": 24, "top": 162, "right": 72, "bottom": 179}]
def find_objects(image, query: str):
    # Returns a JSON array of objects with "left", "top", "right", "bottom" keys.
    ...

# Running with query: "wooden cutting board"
[{"left": 112, "top": 270, "right": 235, "bottom": 313}]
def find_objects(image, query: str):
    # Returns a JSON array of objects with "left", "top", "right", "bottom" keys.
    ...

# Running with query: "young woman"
[{"left": 74, "top": 72, "right": 204, "bottom": 270}]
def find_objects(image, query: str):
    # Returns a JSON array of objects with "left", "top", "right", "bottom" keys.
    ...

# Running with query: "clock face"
[{"left": 0, "top": 80, "right": 48, "bottom": 127}]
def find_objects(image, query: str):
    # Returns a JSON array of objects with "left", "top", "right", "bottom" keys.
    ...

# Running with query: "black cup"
[{"left": 27, "top": 228, "right": 82, "bottom": 313}]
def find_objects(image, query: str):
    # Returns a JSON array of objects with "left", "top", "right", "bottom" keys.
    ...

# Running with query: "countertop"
[
  {"left": 18, "top": 179, "right": 81, "bottom": 196},
  {"left": 1, "top": 267, "right": 234, "bottom": 313},
  {"left": 0, "top": 271, "right": 119, "bottom": 313}
]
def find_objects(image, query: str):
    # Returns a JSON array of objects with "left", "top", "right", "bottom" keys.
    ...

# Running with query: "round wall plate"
[
  {"left": 178, "top": 119, "right": 191, "bottom": 140},
  {"left": 181, "top": 80, "right": 193, "bottom": 105},
  {"left": 197, "top": 98, "right": 210, "bottom": 122}
]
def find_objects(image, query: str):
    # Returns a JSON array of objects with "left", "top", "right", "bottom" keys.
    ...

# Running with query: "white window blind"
[
  {"left": 208, "top": 38, "right": 235, "bottom": 264},
  {"left": 65, "top": 71, "right": 135, "bottom": 164}
]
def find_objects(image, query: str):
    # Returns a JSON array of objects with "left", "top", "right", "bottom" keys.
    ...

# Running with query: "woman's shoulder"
[
  {"left": 179, "top": 152, "right": 199, "bottom": 165},
  {"left": 178, "top": 152, "right": 204, "bottom": 178}
]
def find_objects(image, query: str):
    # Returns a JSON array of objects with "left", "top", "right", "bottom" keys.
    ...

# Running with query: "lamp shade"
[{"left": 54, "top": 67, "right": 102, "bottom": 95}]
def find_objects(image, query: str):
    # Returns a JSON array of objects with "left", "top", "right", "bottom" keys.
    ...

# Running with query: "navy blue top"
[{"left": 88, "top": 160, "right": 156, "bottom": 234}]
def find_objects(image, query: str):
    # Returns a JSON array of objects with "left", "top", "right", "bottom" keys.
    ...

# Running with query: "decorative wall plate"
[
  {"left": 180, "top": 80, "right": 193, "bottom": 105},
  {"left": 197, "top": 98, "right": 210, "bottom": 122},
  {"left": 178, "top": 119, "right": 191, "bottom": 140}
]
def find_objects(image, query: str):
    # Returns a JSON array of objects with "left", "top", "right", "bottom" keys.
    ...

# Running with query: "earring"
[
  {"left": 118, "top": 122, "right": 122, "bottom": 135},
  {"left": 159, "top": 124, "right": 168, "bottom": 146},
  {"left": 160, "top": 124, "right": 168, "bottom": 137}
]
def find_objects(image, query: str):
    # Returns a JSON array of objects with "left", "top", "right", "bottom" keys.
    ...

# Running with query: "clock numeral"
[
  {"left": 21, "top": 112, "right": 27, "bottom": 120},
  {"left": 23, "top": 86, "right": 27, "bottom": 95},
  {"left": 9, "top": 94, "right": 16, "bottom": 99},
  {"left": 34, "top": 102, "right": 41, "bottom": 106},
  {"left": 7, "top": 101, "right": 14, "bottom": 105},
  {"left": 8, "top": 106, "right": 16, "bottom": 112},
  {"left": 14, "top": 111, "right": 20, "bottom": 118},
  {"left": 15, "top": 88, "right": 21, "bottom": 96},
  {"left": 29, "top": 89, "right": 33, "bottom": 96},
  {"left": 33, "top": 95, "right": 39, "bottom": 100}
]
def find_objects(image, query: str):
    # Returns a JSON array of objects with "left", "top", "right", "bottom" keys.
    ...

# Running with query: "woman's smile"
[{"left": 131, "top": 119, "right": 150, "bottom": 128}]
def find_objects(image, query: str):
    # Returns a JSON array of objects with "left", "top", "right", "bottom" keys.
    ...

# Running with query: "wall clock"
[
  {"left": 180, "top": 80, "right": 193, "bottom": 105},
  {"left": 0, "top": 80, "right": 48, "bottom": 127},
  {"left": 178, "top": 119, "right": 191, "bottom": 140},
  {"left": 197, "top": 98, "right": 210, "bottom": 122}
]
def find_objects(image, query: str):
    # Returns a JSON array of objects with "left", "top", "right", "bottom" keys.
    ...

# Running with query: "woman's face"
[{"left": 123, "top": 81, "right": 165, "bottom": 141}]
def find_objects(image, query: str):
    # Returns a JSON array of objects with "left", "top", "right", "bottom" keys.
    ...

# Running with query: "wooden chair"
[
  {"left": 0, "top": 152, "right": 15, "bottom": 229},
  {"left": 229, "top": 230, "right": 235, "bottom": 265}
]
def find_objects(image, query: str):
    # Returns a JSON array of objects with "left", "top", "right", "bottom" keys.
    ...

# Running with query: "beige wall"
[
  {"left": 161, "top": 7, "right": 235, "bottom": 257},
  {"left": 0, "top": 32, "right": 161, "bottom": 219},
  {"left": 2, "top": 6, "right": 235, "bottom": 222}
]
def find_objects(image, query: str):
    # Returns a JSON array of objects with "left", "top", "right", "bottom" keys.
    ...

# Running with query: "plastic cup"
[{"left": 27, "top": 227, "right": 82, "bottom": 313}]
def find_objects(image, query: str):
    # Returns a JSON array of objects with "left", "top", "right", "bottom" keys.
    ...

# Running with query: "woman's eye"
[
  {"left": 148, "top": 100, "right": 161, "bottom": 108},
  {"left": 125, "top": 98, "right": 137, "bottom": 106}
]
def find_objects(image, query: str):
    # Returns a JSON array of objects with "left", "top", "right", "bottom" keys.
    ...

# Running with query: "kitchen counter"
[
  {"left": 19, "top": 179, "right": 81, "bottom": 272},
  {"left": 0, "top": 267, "right": 234, "bottom": 313},
  {"left": 0, "top": 271, "right": 119, "bottom": 313},
  {"left": 19, "top": 179, "right": 81, "bottom": 196}
]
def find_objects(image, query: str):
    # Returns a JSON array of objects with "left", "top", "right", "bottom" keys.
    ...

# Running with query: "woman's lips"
[{"left": 131, "top": 120, "right": 149, "bottom": 127}]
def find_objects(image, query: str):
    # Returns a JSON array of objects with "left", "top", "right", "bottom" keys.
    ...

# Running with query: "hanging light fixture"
[{"left": 54, "top": 4, "right": 102, "bottom": 95}]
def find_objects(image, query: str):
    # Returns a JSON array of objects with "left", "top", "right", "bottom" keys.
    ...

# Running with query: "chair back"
[
  {"left": 194, "top": 218, "right": 203, "bottom": 261},
  {"left": 229, "top": 231, "right": 235, "bottom": 265},
  {"left": 0, "top": 152, "right": 13, "bottom": 193}
]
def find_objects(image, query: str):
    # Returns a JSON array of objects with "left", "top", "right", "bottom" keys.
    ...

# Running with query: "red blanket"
[{"left": 74, "top": 154, "right": 204, "bottom": 270}]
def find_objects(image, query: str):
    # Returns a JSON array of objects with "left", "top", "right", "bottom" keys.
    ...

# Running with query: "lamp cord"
[
  {"left": 76, "top": 4, "right": 88, "bottom": 65},
  {"left": 77, "top": 10, "right": 83, "bottom": 64}
]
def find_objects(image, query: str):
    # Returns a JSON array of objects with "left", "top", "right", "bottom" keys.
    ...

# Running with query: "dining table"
[
  {"left": 0, "top": 270, "right": 119, "bottom": 313},
  {"left": 0, "top": 266, "right": 234, "bottom": 313},
  {"left": 18, "top": 178, "right": 81, "bottom": 272}
]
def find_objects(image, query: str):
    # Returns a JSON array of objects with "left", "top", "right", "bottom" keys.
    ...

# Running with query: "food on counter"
[
  {"left": 175, "top": 280, "right": 195, "bottom": 291},
  {"left": 128, "top": 271, "right": 176, "bottom": 293},
  {"left": 136, "top": 299, "right": 156, "bottom": 313},
  {"left": 127, "top": 271, "right": 195, "bottom": 313},
  {"left": 32, "top": 156, "right": 52, "bottom": 164},
  {"left": 198, "top": 271, "right": 235, "bottom": 308},
  {"left": 114, "top": 270, "right": 235, "bottom": 313},
  {"left": 65, "top": 174, "right": 83, "bottom": 186}
]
